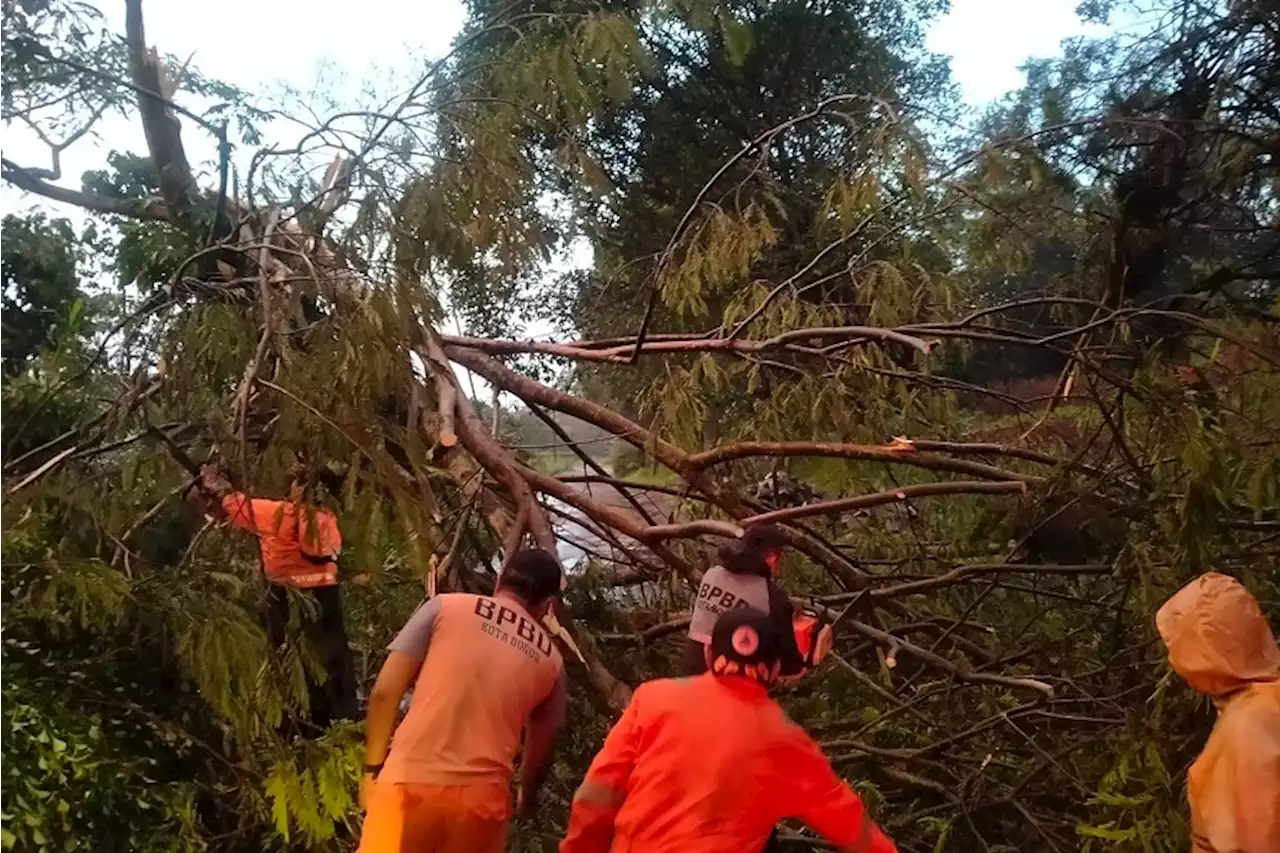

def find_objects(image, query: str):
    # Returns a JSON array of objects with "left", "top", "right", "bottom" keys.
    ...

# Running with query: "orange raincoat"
[{"left": 1156, "top": 572, "right": 1280, "bottom": 853}]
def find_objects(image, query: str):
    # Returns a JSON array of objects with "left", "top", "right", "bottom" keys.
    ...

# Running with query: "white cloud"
[{"left": 927, "top": 0, "right": 1108, "bottom": 105}]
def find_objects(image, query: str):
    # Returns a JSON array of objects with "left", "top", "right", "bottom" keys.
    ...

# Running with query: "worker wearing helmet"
[
  {"left": 562, "top": 608, "right": 897, "bottom": 853},
  {"left": 685, "top": 523, "right": 834, "bottom": 853},
  {"left": 1156, "top": 572, "right": 1280, "bottom": 853}
]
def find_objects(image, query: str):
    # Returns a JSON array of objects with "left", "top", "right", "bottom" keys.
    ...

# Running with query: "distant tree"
[{"left": 2, "top": 212, "right": 82, "bottom": 375}]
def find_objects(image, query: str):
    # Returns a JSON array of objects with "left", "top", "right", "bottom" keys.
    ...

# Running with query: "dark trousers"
[
  {"left": 266, "top": 583, "right": 358, "bottom": 731},
  {"left": 682, "top": 637, "right": 708, "bottom": 675}
]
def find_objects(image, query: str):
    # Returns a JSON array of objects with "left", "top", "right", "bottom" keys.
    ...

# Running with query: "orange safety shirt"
[
  {"left": 380, "top": 593, "right": 565, "bottom": 788},
  {"left": 221, "top": 493, "right": 341, "bottom": 588},
  {"left": 561, "top": 674, "right": 896, "bottom": 853}
]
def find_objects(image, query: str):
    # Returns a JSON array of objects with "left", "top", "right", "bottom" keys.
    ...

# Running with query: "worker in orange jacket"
[
  {"left": 562, "top": 608, "right": 897, "bottom": 853},
  {"left": 196, "top": 458, "right": 357, "bottom": 729},
  {"left": 1156, "top": 572, "right": 1280, "bottom": 853}
]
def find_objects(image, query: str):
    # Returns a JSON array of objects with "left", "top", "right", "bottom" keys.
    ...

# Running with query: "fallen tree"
[{"left": 3, "top": 1, "right": 1278, "bottom": 851}]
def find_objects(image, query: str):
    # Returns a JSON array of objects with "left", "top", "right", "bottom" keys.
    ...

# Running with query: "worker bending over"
[
  {"left": 359, "top": 548, "right": 567, "bottom": 853},
  {"left": 562, "top": 608, "right": 897, "bottom": 853},
  {"left": 685, "top": 523, "right": 806, "bottom": 677},
  {"left": 197, "top": 459, "right": 356, "bottom": 729},
  {"left": 1156, "top": 572, "right": 1280, "bottom": 852}
]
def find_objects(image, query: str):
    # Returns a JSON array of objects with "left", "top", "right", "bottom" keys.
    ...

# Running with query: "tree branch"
[
  {"left": 840, "top": 617, "right": 1055, "bottom": 697},
  {"left": 124, "top": 0, "right": 197, "bottom": 222},
  {"left": 2, "top": 158, "right": 172, "bottom": 220},
  {"left": 687, "top": 441, "right": 1042, "bottom": 483},
  {"left": 421, "top": 336, "right": 633, "bottom": 714},
  {"left": 439, "top": 322, "right": 931, "bottom": 363},
  {"left": 741, "top": 481, "right": 1028, "bottom": 527},
  {"left": 517, "top": 463, "right": 703, "bottom": 588},
  {"left": 448, "top": 345, "right": 868, "bottom": 589}
]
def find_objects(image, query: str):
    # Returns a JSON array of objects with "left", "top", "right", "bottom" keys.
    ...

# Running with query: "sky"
[
  {"left": 4, "top": 0, "right": 1107, "bottom": 215},
  {"left": 2, "top": 0, "right": 1107, "bottom": 368}
]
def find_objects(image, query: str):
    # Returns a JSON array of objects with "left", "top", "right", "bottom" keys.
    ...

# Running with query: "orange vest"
[{"left": 221, "top": 493, "right": 341, "bottom": 588}]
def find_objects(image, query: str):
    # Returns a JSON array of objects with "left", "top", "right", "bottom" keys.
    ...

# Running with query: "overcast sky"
[
  {"left": 4, "top": 0, "right": 1105, "bottom": 213},
  {"left": 3, "top": 0, "right": 1105, "bottom": 366}
]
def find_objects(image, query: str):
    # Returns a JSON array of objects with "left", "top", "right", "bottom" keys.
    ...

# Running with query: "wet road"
[{"left": 549, "top": 478, "right": 674, "bottom": 570}]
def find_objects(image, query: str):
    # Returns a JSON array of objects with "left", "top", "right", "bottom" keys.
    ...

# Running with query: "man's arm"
[
  {"left": 518, "top": 672, "right": 567, "bottom": 814},
  {"left": 219, "top": 493, "right": 285, "bottom": 534},
  {"left": 363, "top": 651, "right": 421, "bottom": 770},
  {"left": 362, "top": 599, "right": 442, "bottom": 784},
  {"left": 193, "top": 465, "right": 288, "bottom": 534},
  {"left": 777, "top": 728, "right": 897, "bottom": 853},
  {"left": 767, "top": 581, "right": 806, "bottom": 677},
  {"left": 560, "top": 689, "right": 644, "bottom": 853}
]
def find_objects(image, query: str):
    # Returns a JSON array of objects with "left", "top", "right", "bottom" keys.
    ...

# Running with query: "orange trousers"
[{"left": 359, "top": 781, "right": 510, "bottom": 853}]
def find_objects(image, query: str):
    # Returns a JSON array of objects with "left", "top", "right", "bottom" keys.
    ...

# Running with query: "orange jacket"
[
  {"left": 221, "top": 493, "right": 341, "bottom": 588},
  {"left": 1156, "top": 572, "right": 1280, "bottom": 853},
  {"left": 561, "top": 674, "right": 895, "bottom": 853}
]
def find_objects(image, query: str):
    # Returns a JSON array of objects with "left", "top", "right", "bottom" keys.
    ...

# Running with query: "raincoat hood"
[{"left": 1156, "top": 572, "right": 1280, "bottom": 698}]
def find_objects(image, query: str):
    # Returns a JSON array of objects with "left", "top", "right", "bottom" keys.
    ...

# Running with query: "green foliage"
[
  {"left": 1, "top": 667, "right": 207, "bottom": 853},
  {"left": 81, "top": 152, "right": 211, "bottom": 289},
  {"left": 263, "top": 725, "right": 363, "bottom": 845},
  {"left": 1, "top": 213, "right": 84, "bottom": 375},
  {"left": 3, "top": 0, "right": 1279, "bottom": 851}
]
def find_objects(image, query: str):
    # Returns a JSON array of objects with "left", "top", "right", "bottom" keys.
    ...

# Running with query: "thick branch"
[
  {"left": 687, "top": 441, "right": 1042, "bottom": 483},
  {"left": 124, "top": 0, "right": 197, "bottom": 221},
  {"left": 426, "top": 339, "right": 554, "bottom": 551},
  {"left": 2, "top": 159, "right": 172, "bottom": 220},
  {"left": 637, "top": 519, "right": 742, "bottom": 541},
  {"left": 423, "top": 337, "right": 632, "bottom": 714},
  {"left": 742, "top": 481, "right": 1029, "bottom": 527},
  {"left": 436, "top": 381, "right": 458, "bottom": 448},
  {"left": 446, "top": 346, "right": 867, "bottom": 589}
]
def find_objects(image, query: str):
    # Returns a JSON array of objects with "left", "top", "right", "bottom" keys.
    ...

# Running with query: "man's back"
[
  {"left": 688, "top": 565, "right": 770, "bottom": 644},
  {"left": 381, "top": 593, "right": 564, "bottom": 787},
  {"left": 220, "top": 493, "right": 341, "bottom": 587},
  {"left": 1188, "top": 681, "right": 1280, "bottom": 852},
  {"left": 571, "top": 674, "right": 868, "bottom": 852}
]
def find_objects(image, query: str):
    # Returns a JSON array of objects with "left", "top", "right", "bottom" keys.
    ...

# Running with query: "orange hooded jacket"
[{"left": 1156, "top": 572, "right": 1280, "bottom": 853}]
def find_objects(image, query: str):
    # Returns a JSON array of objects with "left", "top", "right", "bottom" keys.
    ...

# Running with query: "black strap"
[{"left": 293, "top": 505, "right": 337, "bottom": 566}]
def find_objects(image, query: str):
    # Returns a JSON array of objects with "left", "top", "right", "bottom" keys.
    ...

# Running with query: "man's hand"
[
  {"left": 515, "top": 783, "right": 539, "bottom": 819},
  {"left": 359, "top": 772, "right": 377, "bottom": 811},
  {"left": 199, "top": 463, "right": 233, "bottom": 497}
]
